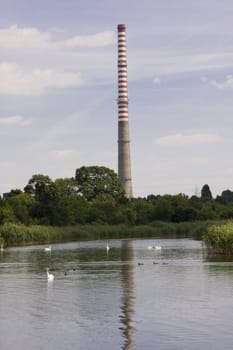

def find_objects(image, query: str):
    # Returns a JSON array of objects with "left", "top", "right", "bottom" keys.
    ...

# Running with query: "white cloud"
[
  {"left": 208, "top": 75, "right": 233, "bottom": 89},
  {"left": 0, "top": 63, "right": 83, "bottom": 95},
  {"left": 131, "top": 50, "right": 233, "bottom": 81},
  {"left": 200, "top": 74, "right": 233, "bottom": 89},
  {"left": 0, "top": 115, "right": 31, "bottom": 126},
  {"left": 0, "top": 25, "right": 115, "bottom": 50},
  {"left": 64, "top": 31, "right": 115, "bottom": 48},
  {"left": 155, "top": 133, "right": 221, "bottom": 145},
  {"left": 0, "top": 25, "right": 53, "bottom": 49}
]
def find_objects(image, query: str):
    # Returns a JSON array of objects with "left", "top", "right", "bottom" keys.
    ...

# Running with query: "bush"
[{"left": 203, "top": 220, "right": 233, "bottom": 254}]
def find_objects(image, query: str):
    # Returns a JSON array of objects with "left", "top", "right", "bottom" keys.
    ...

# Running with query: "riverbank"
[{"left": 0, "top": 221, "right": 210, "bottom": 247}]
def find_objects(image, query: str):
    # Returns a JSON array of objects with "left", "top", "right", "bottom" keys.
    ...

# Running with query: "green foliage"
[
  {"left": 151, "top": 195, "right": 174, "bottom": 222},
  {"left": 75, "top": 166, "right": 124, "bottom": 201},
  {"left": 55, "top": 194, "right": 89, "bottom": 225},
  {"left": 203, "top": 221, "right": 233, "bottom": 254},
  {"left": 54, "top": 177, "right": 78, "bottom": 195},
  {"left": 2, "top": 169, "right": 233, "bottom": 249},
  {"left": 0, "top": 176, "right": 227, "bottom": 229},
  {"left": 0, "top": 221, "right": 210, "bottom": 246},
  {"left": 24, "top": 174, "right": 54, "bottom": 198},
  {"left": 0, "top": 205, "right": 17, "bottom": 224},
  {"left": 201, "top": 184, "right": 213, "bottom": 201},
  {"left": 88, "top": 194, "right": 133, "bottom": 225},
  {"left": 215, "top": 189, "right": 233, "bottom": 205},
  {"left": 6, "top": 192, "right": 35, "bottom": 224},
  {"left": 197, "top": 206, "right": 218, "bottom": 220},
  {"left": 132, "top": 198, "right": 153, "bottom": 224}
]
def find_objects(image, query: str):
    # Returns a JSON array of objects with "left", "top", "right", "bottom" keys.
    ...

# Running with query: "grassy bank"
[
  {"left": 203, "top": 220, "right": 233, "bottom": 254},
  {"left": 0, "top": 221, "right": 210, "bottom": 247}
]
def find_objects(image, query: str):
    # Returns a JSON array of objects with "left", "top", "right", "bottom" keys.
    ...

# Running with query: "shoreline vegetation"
[
  {"left": 1, "top": 220, "right": 233, "bottom": 255},
  {"left": 0, "top": 220, "right": 211, "bottom": 247},
  {"left": 1, "top": 168, "right": 233, "bottom": 254}
]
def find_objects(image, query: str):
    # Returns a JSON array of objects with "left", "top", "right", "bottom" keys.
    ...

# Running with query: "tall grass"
[
  {"left": 0, "top": 221, "right": 210, "bottom": 247},
  {"left": 203, "top": 220, "right": 233, "bottom": 254}
]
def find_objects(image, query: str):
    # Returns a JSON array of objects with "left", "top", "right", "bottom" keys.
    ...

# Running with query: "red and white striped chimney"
[{"left": 117, "top": 24, "right": 133, "bottom": 199}]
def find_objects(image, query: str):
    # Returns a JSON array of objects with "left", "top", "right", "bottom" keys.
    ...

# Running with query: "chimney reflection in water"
[{"left": 120, "top": 240, "right": 135, "bottom": 350}]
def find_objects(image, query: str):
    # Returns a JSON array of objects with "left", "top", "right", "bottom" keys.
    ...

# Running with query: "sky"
[{"left": 1, "top": 0, "right": 233, "bottom": 198}]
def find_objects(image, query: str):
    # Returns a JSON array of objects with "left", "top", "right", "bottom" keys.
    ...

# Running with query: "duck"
[
  {"left": 46, "top": 268, "right": 54, "bottom": 281},
  {"left": 147, "top": 245, "right": 161, "bottom": 250}
]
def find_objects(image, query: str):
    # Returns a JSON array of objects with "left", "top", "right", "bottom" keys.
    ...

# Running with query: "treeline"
[{"left": 0, "top": 166, "right": 233, "bottom": 227}]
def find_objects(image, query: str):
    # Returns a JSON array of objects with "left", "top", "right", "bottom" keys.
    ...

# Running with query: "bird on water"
[
  {"left": 46, "top": 268, "right": 54, "bottom": 281},
  {"left": 147, "top": 245, "right": 161, "bottom": 250}
]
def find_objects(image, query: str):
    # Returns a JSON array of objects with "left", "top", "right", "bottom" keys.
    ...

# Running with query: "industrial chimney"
[{"left": 117, "top": 24, "right": 133, "bottom": 199}]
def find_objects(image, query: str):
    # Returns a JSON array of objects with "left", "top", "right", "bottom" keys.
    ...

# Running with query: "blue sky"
[{"left": 1, "top": 0, "right": 233, "bottom": 197}]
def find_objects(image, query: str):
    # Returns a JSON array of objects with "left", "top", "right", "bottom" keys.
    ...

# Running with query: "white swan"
[
  {"left": 46, "top": 268, "right": 54, "bottom": 281},
  {"left": 44, "top": 245, "right": 51, "bottom": 252},
  {"left": 106, "top": 241, "right": 110, "bottom": 252}
]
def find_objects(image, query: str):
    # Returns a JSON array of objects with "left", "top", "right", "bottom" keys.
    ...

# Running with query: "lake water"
[{"left": 0, "top": 238, "right": 233, "bottom": 350}]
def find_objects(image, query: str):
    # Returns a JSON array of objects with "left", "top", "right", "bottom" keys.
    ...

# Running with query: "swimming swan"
[
  {"left": 44, "top": 245, "right": 51, "bottom": 252},
  {"left": 46, "top": 268, "right": 54, "bottom": 281}
]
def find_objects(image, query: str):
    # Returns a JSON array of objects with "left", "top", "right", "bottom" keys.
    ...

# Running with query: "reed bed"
[
  {"left": 0, "top": 221, "right": 210, "bottom": 247},
  {"left": 203, "top": 220, "right": 233, "bottom": 254}
]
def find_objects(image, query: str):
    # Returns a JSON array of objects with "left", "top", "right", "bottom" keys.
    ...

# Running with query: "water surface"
[{"left": 0, "top": 239, "right": 233, "bottom": 349}]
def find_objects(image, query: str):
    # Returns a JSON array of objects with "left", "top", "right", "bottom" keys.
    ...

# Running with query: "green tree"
[
  {"left": 197, "top": 206, "right": 218, "bottom": 220},
  {"left": 75, "top": 166, "right": 125, "bottom": 201},
  {"left": 201, "top": 184, "right": 213, "bottom": 201},
  {"left": 55, "top": 178, "right": 90, "bottom": 225},
  {"left": 146, "top": 194, "right": 159, "bottom": 204},
  {"left": 151, "top": 195, "right": 174, "bottom": 222},
  {"left": 6, "top": 192, "right": 35, "bottom": 224},
  {"left": 171, "top": 194, "right": 198, "bottom": 222},
  {"left": 131, "top": 198, "right": 153, "bottom": 224},
  {"left": 88, "top": 194, "right": 133, "bottom": 224},
  {"left": 55, "top": 194, "right": 89, "bottom": 225},
  {"left": 215, "top": 189, "right": 233, "bottom": 205},
  {"left": 7, "top": 189, "right": 22, "bottom": 197},
  {"left": 189, "top": 195, "right": 202, "bottom": 209},
  {"left": 0, "top": 205, "right": 16, "bottom": 224},
  {"left": 54, "top": 177, "right": 78, "bottom": 195},
  {"left": 24, "top": 174, "right": 59, "bottom": 224},
  {"left": 24, "top": 174, "right": 56, "bottom": 200},
  {"left": 219, "top": 205, "right": 233, "bottom": 219}
]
